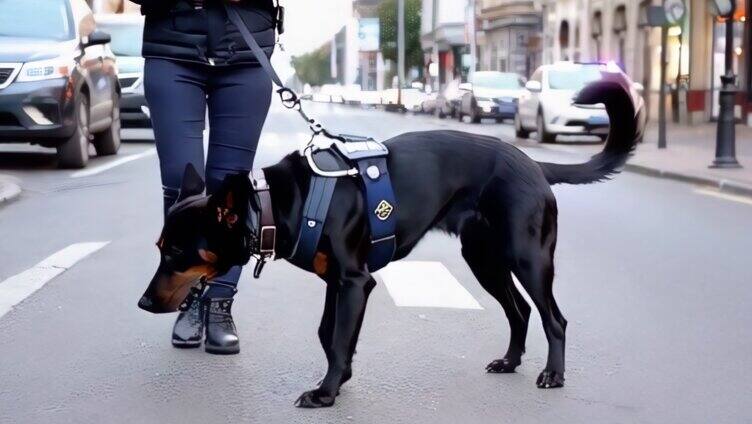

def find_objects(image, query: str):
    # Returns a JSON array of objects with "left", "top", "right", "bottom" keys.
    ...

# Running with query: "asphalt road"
[{"left": 0, "top": 102, "right": 750, "bottom": 424}]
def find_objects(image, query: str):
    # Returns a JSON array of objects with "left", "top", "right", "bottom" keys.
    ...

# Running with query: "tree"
[
  {"left": 291, "top": 44, "right": 334, "bottom": 87},
  {"left": 378, "top": 0, "right": 423, "bottom": 81}
]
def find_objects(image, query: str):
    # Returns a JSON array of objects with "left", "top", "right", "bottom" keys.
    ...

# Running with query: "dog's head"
[{"left": 138, "top": 165, "right": 253, "bottom": 313}]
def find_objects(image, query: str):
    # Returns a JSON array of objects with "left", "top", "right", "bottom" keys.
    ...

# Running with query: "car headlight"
[{"left": 16, "top": 57, "right": 73, "bottom": 82}]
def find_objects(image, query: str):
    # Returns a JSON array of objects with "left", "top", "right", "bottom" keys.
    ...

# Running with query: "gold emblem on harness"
[{"left": 374, "top": 200, "right": 394, "bottom": 221}]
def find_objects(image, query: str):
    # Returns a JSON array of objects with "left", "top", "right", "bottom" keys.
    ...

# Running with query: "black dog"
[{"left": 139, "top": 77, "right": 642, "bottom": 407}]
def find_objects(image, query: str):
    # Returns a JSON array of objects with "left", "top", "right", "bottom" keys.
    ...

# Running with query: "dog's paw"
[
  {"left": 316, "top": 367, "right": 352, "bottom": 390},
  {"left": 294, "top": 389, "right": 336, "bottom": 408},
  {"left": 536, "top": 370, "right": 565, "bottom": 389},
  {"left": 486, "top": 357, "right": 520, "bottom": 373}
]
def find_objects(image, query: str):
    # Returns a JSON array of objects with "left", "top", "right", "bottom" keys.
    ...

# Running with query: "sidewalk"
[
  {"left": 0, "top": 174, "right": 21, "bottom": 205},
  {"left": 548, "top": 122, "right": 752, "bottom": 196}
]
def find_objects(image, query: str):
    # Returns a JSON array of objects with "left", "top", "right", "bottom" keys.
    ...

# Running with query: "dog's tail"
[{"left": 537, "top": 76, "right": 642, "bottom": 185}]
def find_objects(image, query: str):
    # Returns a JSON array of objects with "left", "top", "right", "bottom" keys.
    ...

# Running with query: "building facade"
[
  {"left": 476, "top": 0, "right": 542, "bottom": 78},
  {"left": 538, "top": 0, "right": 751, "bottom": 125},
  {"left": 421, "top": 0, "right": 471, "bottom": 89},
  {"left": 354, "top": 0, "right": 386, "bottom": 90}
]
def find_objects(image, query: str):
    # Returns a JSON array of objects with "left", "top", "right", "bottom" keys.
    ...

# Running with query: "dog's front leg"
[{"left": 295, "top": 270, "right": 373, "bottom": 408}]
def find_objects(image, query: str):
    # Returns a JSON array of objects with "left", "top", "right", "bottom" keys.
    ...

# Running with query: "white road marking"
[
  {"left": 70, "top": 148, "right": 156, "bottom": 178},
  {"left": 376, "top": 261, "right": 484, "bottom": 310},
  {"left": 695, "top": 187, "right": 752, "bottom": 206},
  {"left": 0, "top": 242, "right": 110, "bottom": 318}
]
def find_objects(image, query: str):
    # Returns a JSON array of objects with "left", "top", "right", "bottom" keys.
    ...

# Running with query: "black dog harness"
[
  {"left": 247, "top": 141, "right": 398, "bottom": 275},
  {"left": 288, "top": 136, "right": 398, "bottom": 273},
  {"left": 228, "top": 4, "right": 397, "bottom": 275}
]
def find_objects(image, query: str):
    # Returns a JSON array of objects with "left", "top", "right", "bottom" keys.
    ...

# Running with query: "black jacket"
[{"left": 131, "top": 0, "right": 277, "bottom": 66}]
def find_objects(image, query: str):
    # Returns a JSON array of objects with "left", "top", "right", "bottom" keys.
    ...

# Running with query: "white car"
[
  {"left": 313, "top": 84, "right": 345, "bottom": 103},
  {"left": 515, "top": 62, "right": 644, "bottom": 143},
  {"left": 382, "top": 88, "right": 427, "bottom": 112}
]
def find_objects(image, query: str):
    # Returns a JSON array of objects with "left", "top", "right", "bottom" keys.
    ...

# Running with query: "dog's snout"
[{"left": 138, "top": 295, "right": 155, "bottom": 312}]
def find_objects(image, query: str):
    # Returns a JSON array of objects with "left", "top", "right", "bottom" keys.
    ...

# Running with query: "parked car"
[
  {"left": 420, "top": 92, "right": 439, "bottom": 115},
  {"left": 96, "top": 13, "right": 150, "bottom": 128},
  {"left": 360, "top": 90, "right": 383, "bottom": 107},
  {"left": 401, "top": 88, "right": 428, "bottom": 113},
  {"left": 458, "top": 71, "right": 525, "bottom": 123},
  {"left": 341, "top": 84, "right": 362, "bottom": 105},
  {"left": 515, "top": 61, "right": 645, "bottom": 143},
  {"left": 0, "top": 0, "right": 121, "bottom": 168},
  {"left": 381, "top": 87, "right": 427, "bottom": 112},
  {"left": 314, "top": 84, "right": 345, "bottom": 103},
  {"left": 435, "top": 78, "right": 468, "bottom": 119}
]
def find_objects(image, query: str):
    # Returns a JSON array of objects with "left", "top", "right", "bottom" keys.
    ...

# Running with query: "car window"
[
  {"left": 471, "top": 73, "right": 523, "bottom": 89},
  {"left": 98, "top": 22, "right": 143, "bottom": 57},
  {"left": 0, "top": 0, "right": 74, "bottom": 41},
  {"left": 547, "top": 66, "right": 603, "bottom": 90}
]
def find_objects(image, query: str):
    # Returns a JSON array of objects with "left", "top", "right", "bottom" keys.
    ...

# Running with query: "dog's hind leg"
[
  {"left": 508, "top": 199, "right": 567, "bottom": 388},
  {"left": 460, "top": 219, "right": 531, "bottom": 374}
]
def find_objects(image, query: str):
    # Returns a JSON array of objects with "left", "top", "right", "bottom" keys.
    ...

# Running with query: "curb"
[
  {"left": 624, "top": 163, "right": 752, "bottom": 197},
  {"left": 0, "top": 175, "right": 21, "bottom": 206}
]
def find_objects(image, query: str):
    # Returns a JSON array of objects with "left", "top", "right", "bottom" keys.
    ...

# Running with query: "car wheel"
[
  {"left": 536, "top": 112, "right": 556, "bottom": 143},
  {"left": 471, "top": 110, "right": 481, "bottom": 124},
  {"left": 515, "top": 114, "right": 530, "bottom": 139},
  {"left": 93, "top": 95, "right": 121, "bottom": 156},
  {"left": 57, "top": 95, "right": 90, "bottom": 169},
  {"left": 436, "top": 108, "right": 445, "bottom": 119}
]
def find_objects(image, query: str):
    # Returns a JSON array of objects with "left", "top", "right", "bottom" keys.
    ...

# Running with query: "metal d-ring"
[{"left": 303, "top": 145, "right": 359, "bottom": 178}]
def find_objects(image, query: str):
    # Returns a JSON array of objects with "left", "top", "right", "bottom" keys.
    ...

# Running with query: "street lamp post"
[{"left": 709, "top": 0, "right": 742, "bottom": 168}]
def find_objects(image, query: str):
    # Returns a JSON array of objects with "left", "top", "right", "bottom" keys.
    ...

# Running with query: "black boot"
[
  {"left": 204, "top": 298, "right": 240, "bottom": 355},
  {"left": 171, "top": 299, "right": 203, "bottom": 348}
]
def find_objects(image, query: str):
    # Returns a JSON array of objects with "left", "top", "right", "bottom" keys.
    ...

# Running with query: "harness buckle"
[{"left": 259, "top": 225, "right": 276, "bottom": 258}]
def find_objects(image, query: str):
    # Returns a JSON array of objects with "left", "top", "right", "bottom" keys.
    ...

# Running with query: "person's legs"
[
  {"left": 203, "top": 65, "right": 272, "bottom": 298},
  {"left": 144, "top": 58, "right": 208, "bottom": 215},
  {"left": 144, "top": 58, "right": 209, "bottom": 348}
]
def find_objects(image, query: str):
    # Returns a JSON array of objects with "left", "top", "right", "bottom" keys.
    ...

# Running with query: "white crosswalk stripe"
[
  {"left": 376, "top": 261, "right": 484, "bottom": 310},
  {"left": 0, "top": 242, "right": 110, "bottom": 318}
]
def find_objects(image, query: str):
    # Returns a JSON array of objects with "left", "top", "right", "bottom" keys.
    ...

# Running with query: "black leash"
[{"left": 224, "top": 4, "right": 344, "bottom": 143}]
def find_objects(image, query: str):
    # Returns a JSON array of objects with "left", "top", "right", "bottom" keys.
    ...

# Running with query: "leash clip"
[{"left": 253, "top": 258, "right": 266, "bottom": 279}]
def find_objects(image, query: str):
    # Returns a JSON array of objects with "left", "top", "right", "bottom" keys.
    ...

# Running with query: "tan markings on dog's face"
[
  {"left": 152, "top": 264, "right": 217, "bottom": 312},
  {"left": 313, "top": 252, "right": 329, "bottom": 276}
]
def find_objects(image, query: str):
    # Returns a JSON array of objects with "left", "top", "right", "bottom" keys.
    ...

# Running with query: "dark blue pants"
[{"left": 144, "top": 58, "right": 272, "bottom": 298}]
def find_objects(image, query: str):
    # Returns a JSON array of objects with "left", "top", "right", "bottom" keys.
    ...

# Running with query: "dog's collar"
[{"left": 249, "top": 169, "right": 276, "bottom": 278}]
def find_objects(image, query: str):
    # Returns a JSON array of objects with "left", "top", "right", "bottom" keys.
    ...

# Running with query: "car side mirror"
[
  {"left": 82, "top": 30, "right": 111, "bottom": 47},
  {"left": 459, "top": 82, "right": 472, "bottom": 91},
  {"left": 525, "top": 81, "right": 542, "bottom": 93}
]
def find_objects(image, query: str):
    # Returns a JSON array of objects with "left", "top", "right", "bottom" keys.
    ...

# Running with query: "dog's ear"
[
  {"left": 177, "top": 163, "right": 205, "bottom": 203},
  {"left": 209, "top": 173, "right": 250, "bottom": 229}
]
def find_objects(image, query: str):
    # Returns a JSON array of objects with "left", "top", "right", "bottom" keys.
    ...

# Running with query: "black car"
[
  {"left": 96, "top": 13, "right": 150, "bottom": 128},
  {"left": 0, "top": 0, "right": 121, "bottom": 168}
]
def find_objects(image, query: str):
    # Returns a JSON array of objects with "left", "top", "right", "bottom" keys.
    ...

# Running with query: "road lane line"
[
  {"left": 694, "top": 187, "right": 752, "bottom": 206},
  {"left": 70, "top": 148, "right": 156, "bottom": 178},
  {"left": 0, "top": 242, "right": 110, "bottom": 318},
  {"left": 376, "top": 261, "right": 484, "bottom": 310}
]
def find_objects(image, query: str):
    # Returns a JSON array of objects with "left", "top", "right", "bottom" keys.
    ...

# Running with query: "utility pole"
[
  {"left": 468, "top": 0, "right": 477, "bottom": 78},
  {"left": 432, "top": 0, "right": 439, "bottom": 92},
  {"left": 398, "top": 0, "right": 405, "bottom": 105},
  {"left": 658, "top": 25, "right": 668, "bottom": 149}
]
